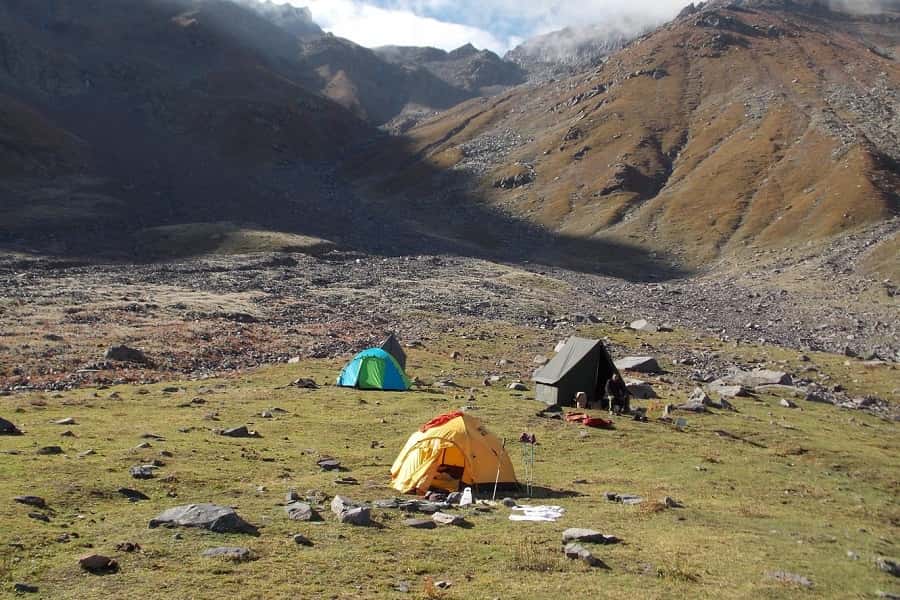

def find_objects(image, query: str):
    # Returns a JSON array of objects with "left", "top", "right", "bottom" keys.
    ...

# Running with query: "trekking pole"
[{"left": 491, "top": 438, "right": 506, "bottom": 502}]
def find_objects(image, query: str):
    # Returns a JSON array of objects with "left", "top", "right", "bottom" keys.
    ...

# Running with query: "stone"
[
  {"left": 105, "top": 345, "right": 147, "bottom": 363},
  {"left": 507, "top": 382, "right": 528, "bottom": 391},
  {"left": 36, "top": 446, "right": 63, "bottom": 455},
  {"left": 337, "top": 506, "right": 371, "bottom": 526},
  {"left": 501, "top": 497, "right": 517, "bottom": 507},
  {"left": 118, "top": 487, "right": 149, "bottom": 501},
  {"left": 220, "top": 426, "right": 259, "bottom": 438},
  {"left": 28, "top": 512, "right": 50, "bottom": 522},
  {"left": 77, "top": 449, "right": 96, "bottom": 458},
  {"left": 54, "top": 417, "right": 76, "bottom": 425},
  {"left": 201, "top": 547, "right": 256, "bottom": 562},
  {"left": 79, "top": 554, "right": 118, "bottom": 574},
  {"left": 663, "top": 496, "right": 683, "bottom": 508},
  {"left": 14, "top": 496, "right": 47, "bottom": 509},
  {"left": 720, "top": 369, "right": 792, "bottom": 388},
  {"left": 135, "top": 442, "right": 152, "bottom": 449},
  {"left": 563, "top": 543, "right": 606, "bottom": 568},
  {"left": 780, "top": 398, "right": 798, "bottom": 409},
  {"left": 676, "top": 401, "right": 707, "bottom": 413},
  {"left": 562, "top": 528, "right": 619, "bottom": 544},
  {"left": 766, "top": 571, "right": 812, "bottom": 587},
  {"left": 293, "top": 534, "right": 313, "bottom": 546},
  {"left": 374, "top": 498, "right": 400, "bottom": 509},
  {"left": 285, "top": 502, "right": 318, "bottom": 522},
  {"left": 446, "top": 492, "right": 462, "bottom": 505},
  {"left": 629, "top": 319, "right": 658, "bottom": 332},
  {"left": 625, "top": 379, "right": 658, "bottom": 399},
  {"left": 116, "top": 542, "right": 141, "bottom": 553},
  {"left": 432, "top": 512, "right": 464, "bottom": 526},
  {"left": 317, "top": 457, "right": 341, "bottom": 471},
  {"left": 877, "top": 558, "right": 900, "bottom": 577},
  {"left": 149, "top": 504, "right": 258, "bottom": 534},
  {"left": 130, "top": 466, "right": 155, "bottom": 479},
  {"left": 708, "top": 380, "right": 752, "bottom": 398},
  {"left": 0, "top": 417, "right": 22, "bottom": 436},
  {"left": 13, "top": 583, "right": 38, "bottom": 593},
  {"left": 614, "top": 357, "right": 662, "bottom": 373},
  {"left": 404, "top": 518, "right": 436, "bottom": 529}
]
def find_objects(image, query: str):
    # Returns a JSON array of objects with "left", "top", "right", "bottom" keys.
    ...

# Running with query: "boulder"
[
  {"left": 625, "top": 379, "right": 658, "bottom": 399},
  {"left": 149, "top": 503, "right": 258, "bottom": 534},
  {"left": 0, "top": 417, "right": 22, "bottom": 436},
  {"left": 708, "top": 380, "right": 752, "bottom": 398},
  {"left": 104, "top": 345, "right": 147, "bottom": 363},
  {"left": 79, "top": 554, "right": 118, "bottom": 574},
  {"left": 118, "top": 488, "right": 149, "bottom": 501},
  {"left": 201, "top": 547, "right": 256, "bottom": 562},
  {"left": 432, "top": 512, "right": 465, "bottom": 526},
  {"left": 629, "top": 319, "right": 658, "bottom": 332},
  {"left": 219, "top": 426, "right": 260, "bottom": 438},
  {"left": 14, "top": 496, "right": 47, "bottom": 509},
  {"left": 284, "top": 502, "right": 318, "bottom": 522},
  {"left": 337, "top": 506, "right": 371, "bottom": 526},
  {"left": 719, "top": 369, "right": 792, "bottom": 388},
  {"left": 614, "top": 357, "right": 662, "bottom": 373},
  {"left": 562, "top": 528, "right": 619, "bottom": 544},
  {"left": 403, "top": 518, "right": 436, "bottom": 529},
  {"left": 130, "top": 466, "right": 155, "bottom": 479},
  {"left": 563, "top": 543, "right": 607, "bottom": 568}
]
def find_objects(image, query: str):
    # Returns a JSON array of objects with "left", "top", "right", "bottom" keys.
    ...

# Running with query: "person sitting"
[{"left": 605, "top": 374, "right": 630, "bottom": 415}]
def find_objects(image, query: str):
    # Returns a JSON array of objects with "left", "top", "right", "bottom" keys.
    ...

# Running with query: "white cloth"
[{"left": 508, "top": 505, "right": 565, "bottom": 522}]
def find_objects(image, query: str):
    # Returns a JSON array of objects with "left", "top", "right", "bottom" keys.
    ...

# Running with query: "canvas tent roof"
[
  {"left": 533, "top": 337, "right": 604, "bottom": 384},
  {"left": 380, "top": 333, "right": 406, "bottom": 370}
]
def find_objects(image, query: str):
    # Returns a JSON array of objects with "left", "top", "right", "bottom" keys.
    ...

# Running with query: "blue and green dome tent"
[{"left": 337, "top": 348, "right": 411, "bottom": 391}]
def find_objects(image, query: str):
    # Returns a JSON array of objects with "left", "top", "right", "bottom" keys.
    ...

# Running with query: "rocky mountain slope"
[{"left": 367, "top": 0, "right": 900, "bottom": 273}]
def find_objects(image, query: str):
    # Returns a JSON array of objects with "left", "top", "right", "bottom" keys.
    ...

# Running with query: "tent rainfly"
[
  {"left": 390, "top": 412, "right": 517, "bottom": 495},
  {"left": 380, "top": 333, "right": 406, "bottom": 370},
  {"left": 531, "top": 337, "right": 620, "bottom": 408},
  {"left": 337, "top": 348, "right": 410, "bottom": 391}
]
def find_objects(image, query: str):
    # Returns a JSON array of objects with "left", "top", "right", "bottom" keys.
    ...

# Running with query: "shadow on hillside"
[{"left": 0, "top": 0, "right": 689, "bottom": 283}]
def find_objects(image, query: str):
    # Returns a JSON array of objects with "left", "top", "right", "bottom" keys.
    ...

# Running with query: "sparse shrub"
[{"left": 509, "top": 540, "right": 567, "bottom": 572}]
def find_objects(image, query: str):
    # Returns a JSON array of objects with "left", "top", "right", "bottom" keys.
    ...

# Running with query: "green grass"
[
  {"left": 0, "top": 326, "right": 898, "bottom": 599},
  {"left": 132, "top": 222, "right": 335, "bottom": 258}
]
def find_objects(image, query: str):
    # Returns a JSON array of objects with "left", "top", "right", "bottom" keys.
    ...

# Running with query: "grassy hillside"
[{"left": 1, "top": 323, "right": 897, "bottom": 599}]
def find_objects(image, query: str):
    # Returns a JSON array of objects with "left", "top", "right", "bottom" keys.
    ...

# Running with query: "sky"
[{"left": 296, "top": 0, "right": 691, "bottom": 54}]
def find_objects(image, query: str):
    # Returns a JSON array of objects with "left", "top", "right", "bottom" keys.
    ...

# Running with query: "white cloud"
[
  {"left": 301, "top": 0, "right": 511, "bottom": 52},
  {"left": 280, "top": 0, "right": 693, "bottom": 53}
]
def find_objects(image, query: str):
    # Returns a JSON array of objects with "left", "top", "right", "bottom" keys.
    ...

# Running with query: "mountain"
[
  {"left": 241, "top": 0, "right": 323, "bottom": 41},
  {"left": 360, "top": 0, "right": 900, "bottom": 271},
  {"left": 375, "top": 43, "right": 525, "bottom": 95},
  {"left": 0, "top": 0, "right": 368, "bottom": 253},
  {"left": 505, "top": 23, "right": 638, "bottom": 80}
]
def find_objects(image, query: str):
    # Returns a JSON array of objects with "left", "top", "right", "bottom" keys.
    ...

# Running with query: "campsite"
[{"left": 1, "top": 322, "right": 898, "bottom": 599}]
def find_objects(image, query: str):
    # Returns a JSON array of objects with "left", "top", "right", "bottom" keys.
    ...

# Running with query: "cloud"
[{"left": 299, "top": 0, "right": 511, "bottom": 52}]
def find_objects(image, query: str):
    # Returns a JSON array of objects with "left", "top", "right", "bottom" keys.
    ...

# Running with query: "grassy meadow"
[{"left": 0, "top": 324, "right": 898, "bottom": 599}]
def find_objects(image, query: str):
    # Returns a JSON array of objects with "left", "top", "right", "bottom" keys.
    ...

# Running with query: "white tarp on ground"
[{"left": 509, "top": 505, "right": 566, "bottom": 522}]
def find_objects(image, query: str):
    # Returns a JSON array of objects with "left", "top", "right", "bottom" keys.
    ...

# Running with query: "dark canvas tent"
[
  {"left": 380, "top": 333, "right": 406, "bottom": 370},
  {"left": 532, "top": 337, "right": 620, "bottom": 407}
]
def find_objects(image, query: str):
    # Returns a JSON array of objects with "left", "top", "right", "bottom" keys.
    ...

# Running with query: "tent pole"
[{"left": 491, "top": 438, "right": 506, "bottom": 501}]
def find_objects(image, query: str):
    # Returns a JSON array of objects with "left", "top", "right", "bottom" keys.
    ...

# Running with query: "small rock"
[
  {"left": 501, "top": 497, "right": 517, "bottom": 507},
  {"left": 28, "top": 512, "right": 50, "bottom": 522},
  {"left": 432, "top": 512, "right": 464, "bottom": 526},
  {"left": 54, "top": 417, "right": 76, "bottom": 426},
  {"left": 629, "top": 319, "right": 658, "bottom": 332},
  {"left": 220, "top": 426, "right": 260, "bottom": 438},
  {"left": 563, "top": 543, "right": 606, "bottom": 568},
  {"left": 337, "top": 506, "right": 371, "bottom": 526},
  {"left": 663, "top": 496, "right": 683, "bottom": 508},
  {"left": 118, "top": 488, "right": 149, "bottom": 501},
  {"left": 317, "top": 457, "right": 341, "bottom": 471},
  {"left": 77, "top": 449, "right": 96, "bottom": 458},
  {"left": 507, "top": 382, "right": 528, "bottom": 391},
  {"left": 780, "top": 398, "right": 798, "bottom": 409},
  {"left": 130, "top": 466, "right": 155, "bottom": 479},
  {"left": 877, "top": 558, "right": 900, "bottom": 577},
  {"left": 292, "top": 534, "right": 313, "bottom": 546},
  {"left": 201, "top": 547, "right": 256, "bottom": 562},
  {"left": 79, "top": 554, "right": 118, "bottom": 574},
  {"left": 36, "top": 446, "right": 63, "bottom": 455},
  {"left": 134, "top": 442, "right": 152, "bottom": 449},
  {"left": 14, "top": 496, "right": 47, "bottom": 509},
  {"left": 766, "top": 570, "right": 812, "bottom": 587},
  {"left": 403, "top": 518, "right": 436, "bottom": 529},
  {"left": 562, "top": 528, "right": 619, "bottom": 544},
  {"left": 115, "top": 542, "right": 141, "bottom": 553},
  {"left": 285, "top": 502, "right": 318, "bottom": 522},
  {"left": 0, "top": 417, "right": 22, "bottom": 436},
  {"left": 13, "top": 583, "right": 39, "bottom": 593}
]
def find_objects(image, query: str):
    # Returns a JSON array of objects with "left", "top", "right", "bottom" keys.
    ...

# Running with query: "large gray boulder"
[
  {"left": 0, "top": 417, "right": 22, "bottom": 436},
  {"left": 614, "top": 357, "right": 662, "bottom": 374},
  {"left": 285, "top": 502, "right": 318, "bottom": 522},
  {"left": 719, "top": 369, "right": 792, "bottom": 388},
  {"left": 563, "top": 543, "right": 606, "bottom": 568},
  {"left": 330, "top": 496, "right": 371, "bottom": 526},
  {"left": 149, "top": 503, "right": 258, "bottom": 534}
]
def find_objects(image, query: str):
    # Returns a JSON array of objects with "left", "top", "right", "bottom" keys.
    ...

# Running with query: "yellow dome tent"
[{"left": 390, "top": 412, "right": 518, "bottom": 495}]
